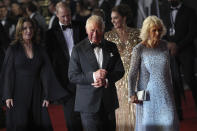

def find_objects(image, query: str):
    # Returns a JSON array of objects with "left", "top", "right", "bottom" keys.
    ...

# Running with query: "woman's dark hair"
[
  {"left": 112, "top": 4, "right": 133, "bottom": 26},
  {"left": 13, "top": 17, "right": 40, "bottom": 44}
]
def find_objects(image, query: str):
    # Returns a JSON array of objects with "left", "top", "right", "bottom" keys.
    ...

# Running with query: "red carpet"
[
  {"left": 1, "top": 90, "right": 197, "bottom": 131},
  {"left": 48, "top": 105, "right": 68, "bottom": 131},
  {"left": 180, "top": 90, "right": 197, "bottom": 131}
]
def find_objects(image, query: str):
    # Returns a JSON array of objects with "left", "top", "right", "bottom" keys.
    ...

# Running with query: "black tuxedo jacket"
[
  {"left": 0, "top": 23, "right": 9, "bottom": 104},
  {"left": 50, "top": 16, "right": 59, "bottom": 29},
  {"left": 1, "top": 17, "right": 15, "bottom": 40},
  {"left": 162, "top": 4, "right": 197, "bottom": 56},
  {"left": 45, "top": 21, "right": 86, "bottom": 97},
  {"left": 68, "top": 38, "right": 125, "bottom": 113},
  {"left": 98, "top": 0, "right": 112, "bottom": 31},
  {"left": 0, "top": 23, "right": 9, "bottom": 66}
]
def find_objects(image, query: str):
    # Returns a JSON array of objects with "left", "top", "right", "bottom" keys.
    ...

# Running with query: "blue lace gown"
[{"left": 128, "top": 40, "right": 179, "bottom": 131}]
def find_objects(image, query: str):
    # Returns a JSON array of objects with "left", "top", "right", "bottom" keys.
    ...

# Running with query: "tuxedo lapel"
[
  {"left": 55, "top": 25, "right": 70, "bottom": 60},
  {"left": 72, "top": 23, "right": 78, "bottom": 44},
  {"left": 102, "top": 40, "right": 110, "bottom": 69},
  {"left": 174, "top": 6, "right": 184, "bottom": 27},
  {"left": 83, "top": 39, "right": 99, "bottom": 70}
]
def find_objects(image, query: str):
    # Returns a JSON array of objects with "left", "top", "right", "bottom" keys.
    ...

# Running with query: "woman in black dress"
[{"left": 1, "top": 17, "right": 68, "bottom": 131}]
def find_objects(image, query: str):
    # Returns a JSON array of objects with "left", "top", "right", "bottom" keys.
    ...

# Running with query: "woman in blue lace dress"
[{"left": 128, "top": 16, "right": 179, "bottom": 131}]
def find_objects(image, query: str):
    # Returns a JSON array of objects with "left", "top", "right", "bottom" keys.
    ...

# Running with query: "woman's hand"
[
  {"left": 130, "top": 95, "right": 141, "bottom": 104},
  {"left": 42, "top": 100, "right": 49, "bottom": 107},
  {"left": 6, "top": 99, "right": 13, "bottom": 108},
  {"left": 167, "top": 42, "right": 177, "bottom": 56}
]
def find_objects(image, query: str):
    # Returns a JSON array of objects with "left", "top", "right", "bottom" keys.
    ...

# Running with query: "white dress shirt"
[
  {"left": 91, "top": 42, "right": 108, "bottom": 88},
  {"left": 59, "top": 22, "right": 74, "bottom": 57},
  {"left": 48, "top": 14, "right": 56, "bottom": 29},
  {"left": 94, "top": 46, "right": 103, "bottom": 69},
  {"left": 1, "top": 19, "right": 5, "bottom": 26},
  {"left": 171, "top": 3, "right": 182, "bottom": 23},
  {"left": 30, "top": 12, "right": 35, "bottom": 19},
  {"left": 91, "top": 42, "right": 103, "bottom": 82}
]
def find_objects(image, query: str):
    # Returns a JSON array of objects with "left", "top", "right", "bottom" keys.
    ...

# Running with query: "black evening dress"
[{"left": 1, "top": 42, "right": 68, "bottom": 131}]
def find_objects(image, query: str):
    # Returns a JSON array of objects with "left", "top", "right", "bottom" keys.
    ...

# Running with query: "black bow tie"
[
  {"left": 170, "top": 7, "right": 179, "bottom": 10},
  {"left": 91, "top": 43, "right": 103, "bottom": 49},
  {"left": 62, "top": 24, "right": 72, "bottom": 30}
]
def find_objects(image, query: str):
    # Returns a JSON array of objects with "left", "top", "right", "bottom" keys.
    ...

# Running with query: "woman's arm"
[
  {"left": 1, "top": 46, "right": 15, "bottom": 108},
  {"left": 128, "top": 44, "right": 141, "bottom": 103}
]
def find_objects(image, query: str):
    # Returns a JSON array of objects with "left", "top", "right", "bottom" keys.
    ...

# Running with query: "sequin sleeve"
[{"left": 128, "top": 44, "right": 142, "bottom": 96}]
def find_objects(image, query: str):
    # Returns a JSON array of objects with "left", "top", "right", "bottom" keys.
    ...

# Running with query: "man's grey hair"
[{"left": 86, "top": 15, "right": 105, "bottom": 32}]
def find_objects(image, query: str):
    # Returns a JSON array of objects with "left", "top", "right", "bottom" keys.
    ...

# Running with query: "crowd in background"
[
  {"left": 0, "top": 0, "right": 197, "bottom": 131},
  {"left": 0, "top": 0, "right": 196, "bottom": 49}
]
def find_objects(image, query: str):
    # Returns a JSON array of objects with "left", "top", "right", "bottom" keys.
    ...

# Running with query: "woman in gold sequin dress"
[{"left": 104, "top": 4, "right": 141, "bottom": 131}]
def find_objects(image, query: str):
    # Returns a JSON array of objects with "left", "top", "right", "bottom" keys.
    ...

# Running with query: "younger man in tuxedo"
[{"left": 45, "top": 1, "right": 86, "bottom": 131}]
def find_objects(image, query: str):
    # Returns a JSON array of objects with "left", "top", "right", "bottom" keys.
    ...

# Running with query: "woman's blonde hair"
[{"left": 140, "top": 16, "right": 166, "bottom": 42}]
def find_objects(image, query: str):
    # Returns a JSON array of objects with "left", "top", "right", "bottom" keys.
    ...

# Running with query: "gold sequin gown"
[{"left": 104, "top": 27, "right": 141, "bottom": 131}]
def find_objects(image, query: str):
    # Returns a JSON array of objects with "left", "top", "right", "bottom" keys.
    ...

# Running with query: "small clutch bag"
[{"left": 136, "top": 90, "right": 148, "bottom": 101}]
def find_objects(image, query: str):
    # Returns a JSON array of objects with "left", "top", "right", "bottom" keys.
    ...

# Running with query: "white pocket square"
[{"left": 110, "top": 53, "right": 113, "bottom": 57}]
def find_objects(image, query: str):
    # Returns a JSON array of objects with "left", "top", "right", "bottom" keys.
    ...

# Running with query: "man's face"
[
  {"left": 11, "top": 3, "right": 21, "bottom": 16},
  {"left": 86, "top": 21, "right": 103, "bottom": 44},
  {"left": 0, "top": 7, "right": 7, "bottom": 19},
  {"left": 149, "top": 25, "right": 162, "bottom": 44},
  {"left": 56, "top": 7, "right": 71, "bottom": 25}
]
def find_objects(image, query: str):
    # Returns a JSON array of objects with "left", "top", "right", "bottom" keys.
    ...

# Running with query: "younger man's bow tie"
[
  {"left": 91, "top": 43, "right": 103, "bottom": 49},
  {"left": 62, "top": 24, "right": 72, "bottom": 30},
  {"left": 170, "top": 7, "right": 179, "bottom": 10}
]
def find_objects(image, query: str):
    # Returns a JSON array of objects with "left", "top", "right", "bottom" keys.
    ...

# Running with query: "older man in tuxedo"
[
  {"left": 45, "top": 1, "right": 86, "bottom": 131},
  {"left": 68, "top": 15, "right": 125, "bottom": 131}
]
